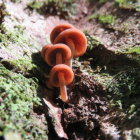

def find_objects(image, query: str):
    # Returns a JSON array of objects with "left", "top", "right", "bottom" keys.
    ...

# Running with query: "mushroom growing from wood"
[{"left": 51, "top": 25, "right": 87, "bottom": 67}]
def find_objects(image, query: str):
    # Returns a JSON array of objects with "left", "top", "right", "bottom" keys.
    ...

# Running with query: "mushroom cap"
[
  {"left": 44, "top": 44, "right": 72, "bottom": 66},
  {"left": 50, "top": 23, "right": 74, "bottom": 43},
  {"left": 53, "top": 28, "right": 87, "bottom": 58},
  {"left": 41, "top": 44, "right": 52, "bottom": 58},
  {"left": 50, "top": 64, "right": 74, "bottom": 87}
]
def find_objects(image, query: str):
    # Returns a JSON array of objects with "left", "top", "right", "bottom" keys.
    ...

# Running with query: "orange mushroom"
[
  {"left": 41, "top": 44, "right": 52, "bottom": 58},
  {"left": 44, "top": 44, "right": 71, "bottom": 66},
  {"left": 52, "top": 28, "right": 87, "bottom": 67},
  {"left": 42, "top": 24, "right": 87, "bottom": 102},
  {"left": 50, "top": 23, "right": 74, "bottom": 43},
  {"left": 44, "top": 44, "right": 73, "bottom": 102},
  {"left": 50, "top": 64, "right": 74, "bottom": 102}
]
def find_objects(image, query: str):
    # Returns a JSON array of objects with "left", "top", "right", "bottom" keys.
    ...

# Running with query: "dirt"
[
  {"left": 42, "top": 68, "right": 122, "bottom": 140},
  {"left": 41, "top": 66, "right": 126, "bottom": 140},
  {"left": 63, "top": 69, "right": 108, "bottom": 140}
]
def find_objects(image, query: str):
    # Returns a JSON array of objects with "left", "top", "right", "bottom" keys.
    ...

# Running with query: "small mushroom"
[
  {"left": 50, "top": 23, "right": 74, "bottom": 43},
  {"left": 42, "top": 24, "right": 87, "bottom": 102},
  {"left": 41, "top": 44, "right": 52, "bottom": 58},
  {"left": 53, "top": 28, "right": 87, "bottom": 67},
  {"left": 50, "top": 64, "right": 74, "bottom": 102},
  {"left": 44, "top": 43, "right": 73, "bottom": 102},
  {"left": 44, "top": 44, "right": 72, "bottom": 66}
]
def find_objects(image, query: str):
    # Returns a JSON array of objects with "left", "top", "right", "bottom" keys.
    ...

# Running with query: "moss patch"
[
  {"left": 107, "top": 68, "right": 140, "bottom": 112},
  {"left": 126, "top": 47, "right": 140, "bottom": 54},
  {"left": 28, "top": 0, "right": 76, "bottom": 18},
  {"left": 10, "top": 0, "right": 21, "bottom": 3},
  {"left": 0, "top": 24, "right": 38, "bottom": 58},
  {"left": 0, "top": 4, "right": 40, "bottom": 60},
  {"left": 107, "top": 67, "right": 140, "bottom": 137},
  {"left": 115, "top": 0, "right": 140, "bottom": 11},
  {"left": 98, "top": 14, "right": 116, "bottom": 25},
  {"left": 6, "top": 58, "right": 37, "bottom": 73},
  {"left": 0, "top": 25, "right": 28, "bottom": 46},
  {"left": 0, "top": 64, "right": 48, "bottom": 139},
  {"left": 122, "top": 47, "right": 140, "bottom": 64}
]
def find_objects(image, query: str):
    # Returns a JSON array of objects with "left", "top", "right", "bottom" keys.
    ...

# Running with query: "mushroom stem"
[
  {"left": 65, "top": 38, "right": 75, "bottom": 68},
  {"left": 58, "top": 72, "right": 68, "bottom": 102},
  {"left": 56, "top": 52, "right": 68, "bottom": 102},
  {"left": 56, "top": 52, "right": 62, "bottom": 64}
]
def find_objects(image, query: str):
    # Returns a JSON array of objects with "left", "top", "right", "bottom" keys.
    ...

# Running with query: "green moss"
[
  {"left": 11, "top": 0, "right": 21, "bottom": 3},
  {"left": 7, "top": 58, "right": 37, "bottom": 73},
  {"left": 0, "top": 4, "right": 41, "bottom": 54},
  {"left": 126, "top": 47, "right": 140, "bottom": 54},
  {"left": 0, "top": 5, "right": 48, "bottom": 138},
  {"left": 116, "top": 0, "right": 135, "bottom": 4},
  {"left": 99, "top": 0, "right": 108, "bottom": 3},
  {"left": 87, "top": 13, "right": 98, "bottom": 21},
  {"left": 0, "top": 24, "right": 32, "bottom": 48},
  {"left": 115, "top": 0, "right": 139, "bottom": 10},
  {"left": 0, "top": 64, "right": 48, "bottom": 139},
  {"left": 28, "top": 0, "right": 43, "bottom": 9},
  {"left": 106, "top": 68, "right": 140, "bottom": 140},
  {"left": 107, "top": 68, "right": 140, "bottom": 121},
  {"left": 114, "top": 23, "right": 130, "bottom": 33},
  {"left": 88, "top": 13, "right": 116, "bottom": 25},
  {"left": 122, "top": 47, "right": 140, "bottom": 64},
  {"left": 0, "top": 22, "right": 40, "bottom": 59},
  {"left": 28, "top": 0, "right": 76, "bottom": 18},
  {"left": 115, "top": 0, "right": 137, "bottom": 5},
  {"left": 85, "top": 33, "right": 103, "bottom": 52},
  {"left": 98, "top": 14, "right": 116, "bottom": 25}
]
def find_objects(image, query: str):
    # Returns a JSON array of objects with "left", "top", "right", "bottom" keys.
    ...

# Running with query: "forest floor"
[{"left": 0, "top": 0, "right": 140, "bottom": 140}]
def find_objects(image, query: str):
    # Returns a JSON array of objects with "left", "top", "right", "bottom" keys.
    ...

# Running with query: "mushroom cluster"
[{"left": 41, "top": 24, "right": 87, "bottom": 103}]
